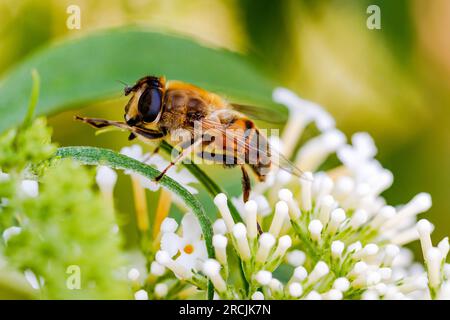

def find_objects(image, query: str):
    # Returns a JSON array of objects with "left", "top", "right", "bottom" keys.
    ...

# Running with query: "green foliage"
[
  {"left": 0, "top": 75, "right": 130, "bottom": 299},
  {"left": 56, "top": 145, "right": 216, "bottom": 299},
  {"left": 4, "top": 160, "right": 130, "bottom": 299},
  {"left": 55, "top": 146, "right": 214, "bottom": 259},
  {"left": 0, "top": 118, "right": 56, "bottom": 173},
  {"left": 0, "top": 27, "right": 287, "bottom": 134}
]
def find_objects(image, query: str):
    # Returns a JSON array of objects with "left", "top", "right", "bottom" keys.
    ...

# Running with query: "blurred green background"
[{"left": 0, "top": 0, "right": 449, "bottom": 248}]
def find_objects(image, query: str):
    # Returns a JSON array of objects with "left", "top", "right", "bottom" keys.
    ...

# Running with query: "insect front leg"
[{"left": 154, "top": 138, "right": 203, "bottom": 182}]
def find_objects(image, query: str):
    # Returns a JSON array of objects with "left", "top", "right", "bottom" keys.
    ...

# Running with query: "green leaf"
[
  {"left": 54, "top": 146, "right": 215, "bottom": 298},
  {"left": 0, "top": 27, "right": 287, "bottom": 133}
]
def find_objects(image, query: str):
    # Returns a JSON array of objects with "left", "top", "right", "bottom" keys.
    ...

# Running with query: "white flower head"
[{"left": 160, "top": 213, "right": 207, "bottom": 272}]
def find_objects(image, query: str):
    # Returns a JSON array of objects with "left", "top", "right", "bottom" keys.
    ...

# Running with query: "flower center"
[{"left": 183, "top": 244, "right": 194, "bottom": 254}]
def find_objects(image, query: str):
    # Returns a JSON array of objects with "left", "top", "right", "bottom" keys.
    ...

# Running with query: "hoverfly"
[{"left": 76, "top": 76, "right": 303, "bottom": 201}]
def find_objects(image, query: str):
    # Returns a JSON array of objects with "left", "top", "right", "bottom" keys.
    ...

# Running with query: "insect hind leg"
[{"left": 240, "top": 165, "right": 251, "bottom": 203}]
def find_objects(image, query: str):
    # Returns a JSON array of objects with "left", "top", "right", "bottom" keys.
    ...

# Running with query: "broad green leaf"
[
  {"left": 0, "top": 27, "right": 287, "bottom": 133},
  {"left": 55, "top": 146, "right": 215, "bottom": 298}
]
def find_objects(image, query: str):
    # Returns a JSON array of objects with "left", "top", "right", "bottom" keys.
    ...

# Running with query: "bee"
[{"left": 76, "top": 76, "right": 303, "bottom": 202}]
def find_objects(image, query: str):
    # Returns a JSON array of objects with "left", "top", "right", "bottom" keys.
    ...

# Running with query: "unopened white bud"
[
  {"left": 322, "top": 289, "right": 343, "bottom": 300},
  {"left": 213, "top": 234, "right": 228, "bottom": 265},
  {"left": 134, "top": 289, "right": 149, "bottom": 300},
  {"left": 161, "top": 218, "right": 178, "bottom": 233},
  {"left": 308, "top": 261, "right": 329, "bottom": 284},
  {"left": 384, "top": 244, "right": 400, "bottom": 266},
  {"left": 362, "top": 290, "right": 379, "bottom": 300},
  {"left": 255, "top": 270, "right": 272, "bottom": 286},
  {"left": 154, "top": 283, "right": 168, "bottom": 298},
  {"left": 293, "top": 266, "right": 308, "bottom": 282},
  {"left": 347, "top": 241, "right": 362, "bottom": 254},
  {"left": 150, "top": 261, "right": 166, "bottom": 276},
  {"left": 244, "top": 200, "right": 258, "bottom": 239},
  {"left": 233, "top": 223, "right": 251, "bottom": 260},
  {"left": 203, "top": 259, "right": 227, "bottom": 293},
  {"left": 286, "top": 250, "right": 306, "bottom": 267},
  {"left": 349, "top": 209, "right": 368, "bottom": 229},
  {"left": 278, "top": 189, "right": 301, "bottom": 220},
  {"left": 331, "top": 240, "right": 345, "bottom": 260},
  {"left": 251, "top": 291, "right": 265, "bottom": 300},
  {"left": 327, "top": 208, "right": 346, "bottom": 235},
  {"left": 213, "top": 219, "right": 227, "bottom": 235},
  {"left": 349, "top": 261, "right": 367, "bottom": 278},
  {"left": 127, "top": 268, "right": 140, "bottom": 281},
  {"left": 438, "top": 237, "right": 450, "bottom": 259},
  {"left": 318, "top": 195, "right": 335, "bottom": 225},
  {"left": 417, "top": 219, "right": 433, "bottom": 259},
  {"left": 95, "top": 166, "right": 117, "bottom": 194},
  {"left": 269, "top": 279, "right": 284, "bottom": 294},
  {"left": 333, "top": 277, "right": 350, "bottom": 292},
  {"left": 272, "top": 235, "right": 292, "bottom": 260},
  {"left": 305, "top": 291, "right": 322, "bottom": 300},
  {"left": 21, "top": 180, "right": 39, "bottom": 198},
  {"left": 214, "top": 193, "right": 235, "bottom": 232},
  {"left": 371, "top": 206, "right": 396, "bottom": 229},
  {"left": 288, "top": 282, "right": 303, "bottom": 298},
  {"left": 269, "top": 201, "right": 288, "bottom": 237},
  {"left": 308, "top": 219, "right": 323, "bottom": 242},
  {"left": 256, "top": 233, "right": 276, "bottom": 264},
  {"left": 426, "top": 248, "right": 443, "bottom": 289}
]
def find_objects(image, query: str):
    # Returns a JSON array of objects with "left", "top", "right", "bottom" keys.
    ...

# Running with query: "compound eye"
[{"left": 138, "top": 88, "right": 162, "bottom": 123}]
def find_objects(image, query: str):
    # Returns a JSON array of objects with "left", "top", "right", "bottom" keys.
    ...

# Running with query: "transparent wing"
[
  {"left": 199, "top": 118, "right": 305, "bottom": 178},
  {"left": 230, "top": 103, "right": 286, "bottom": 124}
]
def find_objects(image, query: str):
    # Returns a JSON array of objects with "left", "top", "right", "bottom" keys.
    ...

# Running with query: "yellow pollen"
[{"left": 183, "top": 244, "right": 194, "bottom": 254}]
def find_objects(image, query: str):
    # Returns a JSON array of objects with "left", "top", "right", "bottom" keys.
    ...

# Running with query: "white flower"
[
  {"left": 127, "top": 268, "right": 140, "bottom": 282},
  {"left": 160, "top": 213, "right": 207, "bottom": 272},
  {"left": 156, "top": 87, "right": 449, "bottom": 300},
  {"left": 134, "top": 289, "right": 149, "bottom": 300},
  {"left": 2, "top": 226, "right": 21, "bottom": 244},
  {"left": 24, "top": 269, "right": 44, "bottom": 290},
  {"left": 95, "top": 165, "right": 117, "bottom": 194},
  {"left": 21, "top": 180, "right": 39, "bottom": 198},
  {"left": 120, "top": 144, "right": 199, "bottom": 194}
]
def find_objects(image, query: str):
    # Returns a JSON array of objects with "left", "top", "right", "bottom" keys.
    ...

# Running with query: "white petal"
[
  {"left": 161, "top": 233, "right": 182, "bottom": 257},
  {"left": 21, "top": 180, "right": 39, "bottom": 198},
  {"left": 120, "top": 145, "right": 144, "bottom": 161},
  {"left": 193, "top": 240, "right": 208, "bottom": 262},
  {"left": 176, "top": 253, "right": 197, "bottom": 272},
  {"left": 181, "top": 213, "right": 202, "bottom": 242},
  {"left": 138, "top": 175, "right": 160, "bottom": 192}
]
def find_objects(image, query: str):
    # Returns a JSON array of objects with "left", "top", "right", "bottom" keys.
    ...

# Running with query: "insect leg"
[
  {"left": 151, "top": 143, "right": 161, "bottom": 155},
  {"left": 241, "top": 165, "right": 251, "bottom": 203},
  {"left": 154, "top": 138, "right": 203, "bottom": 182}
]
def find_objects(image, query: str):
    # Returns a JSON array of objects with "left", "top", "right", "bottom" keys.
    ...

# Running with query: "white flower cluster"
[{"left": 150, "top": 88, "right": 449, "bottom": 300}]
